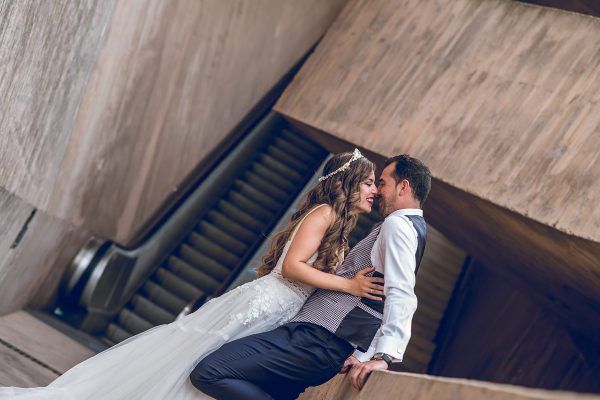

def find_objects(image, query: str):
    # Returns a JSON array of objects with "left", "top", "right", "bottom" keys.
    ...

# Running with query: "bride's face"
[{"left": 354, "top": 171, "right": 377, "bottom": 213}]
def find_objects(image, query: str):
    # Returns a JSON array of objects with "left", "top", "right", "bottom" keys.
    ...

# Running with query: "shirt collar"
[{"left": 387, "top": 208, "right": 423, "bottom": 218}]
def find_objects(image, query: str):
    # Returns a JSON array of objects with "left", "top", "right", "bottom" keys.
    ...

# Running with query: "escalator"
[
  {"left": 102, "top": 131, "right": 326, "bottom": 345},
  {"left": 50, "top": 113, "right": 328, "bottom": 348}
]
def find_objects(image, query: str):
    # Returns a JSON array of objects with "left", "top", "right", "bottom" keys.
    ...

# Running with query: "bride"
[{"left": 1, "top": 149, "right": 382, "bottom": 399}]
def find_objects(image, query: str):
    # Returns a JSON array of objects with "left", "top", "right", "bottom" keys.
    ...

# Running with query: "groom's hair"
[{"left": 384, "top": 155, "right": 431, "bottom": 206}]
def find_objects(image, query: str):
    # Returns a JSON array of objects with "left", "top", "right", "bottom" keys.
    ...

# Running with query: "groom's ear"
[{"left": 397, "top": 179, "right": 410, "bottom": 197}]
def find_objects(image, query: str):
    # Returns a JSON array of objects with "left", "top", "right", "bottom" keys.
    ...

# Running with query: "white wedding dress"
[{"left": 0, "top": 205, "right": 327, "bottom": 400}]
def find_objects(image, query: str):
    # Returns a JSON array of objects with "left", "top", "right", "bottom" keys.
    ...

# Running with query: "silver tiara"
[{"left": 318, "top": 149, "right": 365, "bottom": 182}]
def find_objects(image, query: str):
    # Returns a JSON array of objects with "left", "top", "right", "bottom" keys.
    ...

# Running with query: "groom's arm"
[
  {"left": 351, "top": 216, "right": 418, "bottom": 362},
  {"left": 347, "top": 216, "right": 418, "bottom": 390},
  {"left": 372, "top": 215, "right": 418, "bottom": 361}
]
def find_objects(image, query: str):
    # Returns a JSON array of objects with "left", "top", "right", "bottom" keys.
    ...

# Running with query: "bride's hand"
[{"left": 347, "top": 267, "right": 384, "bottom": 300}]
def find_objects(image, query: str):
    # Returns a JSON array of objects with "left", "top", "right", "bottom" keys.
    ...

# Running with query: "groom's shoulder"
[
  {"left": 379, "top": 214, "right": 419, "bottom": 243},
  {"left": 381, "top": 213, "right": 413, "bottom": 231}
]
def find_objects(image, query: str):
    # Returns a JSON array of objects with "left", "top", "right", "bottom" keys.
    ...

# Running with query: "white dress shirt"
[{"left": 353, "top": 208, "right": 422, "bottom": 362}]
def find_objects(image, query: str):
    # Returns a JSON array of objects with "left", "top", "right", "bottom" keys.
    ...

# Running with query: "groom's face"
[{"left": 377, "top": 163, "right": 400, "bottom": 217}]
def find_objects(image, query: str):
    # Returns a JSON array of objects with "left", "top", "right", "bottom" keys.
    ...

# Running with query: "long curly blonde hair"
[{"left": 256, "top": 152, "right": 374, "bottom": 277}]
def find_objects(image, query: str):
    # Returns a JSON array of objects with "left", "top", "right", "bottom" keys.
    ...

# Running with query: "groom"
[{"left": 190, "top": 154, "right": 431, "bottom": 400}]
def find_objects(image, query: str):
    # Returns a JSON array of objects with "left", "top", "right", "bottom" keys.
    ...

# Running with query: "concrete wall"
[
  {"left": 299, "top": 371, "right": 600, "bottom": 400},
  {"left": 0, "top": 0, "right": 347, "bottom": 314},
  {"left": 274, "top": 0, "right": 599, "bottom": 355}
]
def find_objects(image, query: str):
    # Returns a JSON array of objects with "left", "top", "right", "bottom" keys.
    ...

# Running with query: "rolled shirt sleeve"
[{"left": 372, "top": 215, "right": 419, "bottom": 361}]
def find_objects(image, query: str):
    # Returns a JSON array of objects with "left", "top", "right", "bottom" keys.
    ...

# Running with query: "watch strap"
[{"left": 371, "top": 353, "right": 393, "bottom": 367}]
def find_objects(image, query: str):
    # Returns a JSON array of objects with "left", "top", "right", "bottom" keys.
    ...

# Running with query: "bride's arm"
[{"left": 281, "top": 206, "right": 384, "bottom": 300}]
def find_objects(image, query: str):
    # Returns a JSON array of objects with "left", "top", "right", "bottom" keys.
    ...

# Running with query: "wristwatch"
[{"left": 371, "top": 352, "right": 393, "bottom": 367}]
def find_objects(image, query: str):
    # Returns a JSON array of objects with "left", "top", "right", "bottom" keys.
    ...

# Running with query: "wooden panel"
[
  {"left": 0, "top": 312, "right": 94, "bottom": 374},
  {"left": 425, "top": 179, "right": 600, "bottom": 341},
  {"left": 0, "top": 0, "right": 116, "bottom": 207},
  {"left": 47, "top": 0, "right": 347, "bottom": 243},
  {"left": 0, "top": 342, "right": 58, "bottom": 387},
  {"left": 26, "top": 223, "right": 91, "bottom": 312},
  {"left": 432, "top": 260, "right": 600, "bottom": 393},
  {"left": 299, "top": 371, "right": 600, "bottom": 400},
  {"left": 0, "top": 188, "right": 34, "bottom": 253},
  {"left": 401, "top": 227, "right": 466, "bottom": 372},
  {"left": 0, "top": 188, "right": 90, "bottom": 315},
  {"left": 275, "top": 0, "right": 600, "bottom": 243}
]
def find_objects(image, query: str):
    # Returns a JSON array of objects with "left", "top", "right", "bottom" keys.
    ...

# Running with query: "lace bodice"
[{"left": 269, "top": 204, "right": 328, "bottom": 298}]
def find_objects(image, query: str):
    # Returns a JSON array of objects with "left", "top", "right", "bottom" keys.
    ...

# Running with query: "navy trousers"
[{"left": 189, "top": 322, "right": 354, "bottom": 400}]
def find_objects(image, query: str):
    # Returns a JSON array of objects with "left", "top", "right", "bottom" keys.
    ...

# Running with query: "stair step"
[
  {"left": 117, "top": 308, "right": 153, "bottom": 335},
  {"left": 185, "top": 234, "right": 239, "bottom": 268},
  {"left": 280, "top": 129, "right": 323, "bottom": 154},
  {"left": 232, "top": 180, "right": 282, "bottom": 211},
  {"left": 167, "top": 256, "right": 221, "bottom": 293},
  {"left": 273, "top": 136, "right": 320, "bottom": 165},
  {"left": 251, "top": 162, "right": 297, "bottom": 192},
  {"left": 227, "top": 191, "right": 275, "bottom": 223},
  {"left": 217, "top": 200, "right": 266, "bottom": 232},
  {"left": 140, "top": 280, "right": 188, "bottom": 315},
  {"left": 130, "top": 294, "right": 176, "bottom": 326},
  {"left": 177, "top": 243, "right": 231, "bottom": 280},
  {"left": 104, "top": 323, "right": 132, "bottom": 344},
  {"left": 196, "top": 221, "right": 248, "bottom": 256},
  {"left": 242, "top": 171, "right": 288, "bottom": 202},
  {"left": 154, "top": 267, "right": 205, "bottom": 301},
  {"left": 266, "top": 145, "right": 309, "bottom": 173},
  {"left": 258, "top": 154, "right": 304, "bottom": 182},
  {"left": 206, "top": 210, "right": 257, "bottom": 243}
]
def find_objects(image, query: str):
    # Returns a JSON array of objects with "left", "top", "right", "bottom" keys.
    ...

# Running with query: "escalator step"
[
  {"left": 130, "top": 294, "right": 176, "bottom": 326},
  {"left": 205, "top": 210, "right": 257, "bottom": 244},
  {"left": 178, "top": 243, "right": 231, "bottom": 280},
  {"left": 242, "top": 171, "right": 288, "bottom": 201},
  {"left": 227, "top": 191, "right": 274, "bottom": 223},
  {"left": 117, "top": 308, "right": 154, "bottom": 335},
  {"left": 196, "top": 222, "right": 248, "bottom": 256},
  {"left": 251, "top": 163, "right": 297, "bottom": 192},
  {"left": 217, "top": 200, "right": 266, "bottom": 232},
  {"left": 258, "top": 154, "right": 304, "bottom": 182},
  {"left": 273, "top": 137, "right": 320, "bottom": 165},
  {"left": 232, "top": 180, "right": 282, "bottom": 211},
  {"left": 281, "top": 129, "right": 323, "bottom": 154},
  {"left": 167, "top": 256, "right": 221, "bottom": 293},
  {"left": 185, "top": 234, "right": 239, "bottom": 268},
  {"left": 105, "top": 323, "right": 132, "bottom": 344},
  {"left": 140, "top": 281, "right": 188, "bottom": 315},
  {"left": 154, "top": 267, "right": 205, "bottom": 301},
  {"left": 266, "top": 145, "right": 309, "bottom": 173}
]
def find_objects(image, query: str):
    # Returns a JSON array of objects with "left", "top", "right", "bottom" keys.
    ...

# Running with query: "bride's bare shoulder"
[{"left": 308, "top": 204, "right": 334, "bottom": 226}]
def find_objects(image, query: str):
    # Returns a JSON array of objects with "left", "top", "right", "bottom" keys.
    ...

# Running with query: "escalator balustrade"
[{"left": 100, "top": 127, "right": 327, "bottom": 345}]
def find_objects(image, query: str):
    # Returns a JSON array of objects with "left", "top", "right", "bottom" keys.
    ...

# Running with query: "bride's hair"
[{"left": 255, "top": 151, "right": 375, "bottom": 277}]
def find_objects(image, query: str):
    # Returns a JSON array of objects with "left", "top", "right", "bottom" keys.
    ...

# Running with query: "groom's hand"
[
  {"left": 339, "top": 355, "right": 360, "bottom": 374},
  {"left": 347, "top": 359, "right": 388, "bottom": 390}
]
